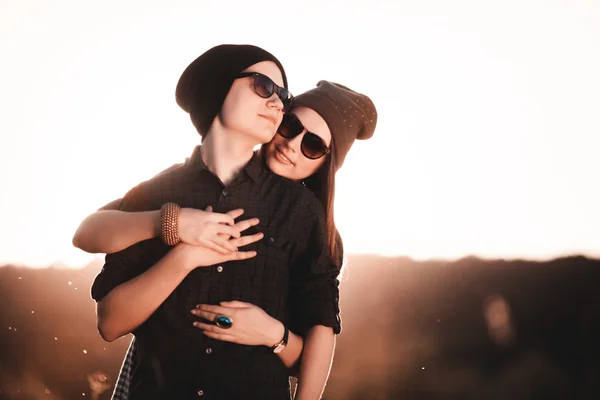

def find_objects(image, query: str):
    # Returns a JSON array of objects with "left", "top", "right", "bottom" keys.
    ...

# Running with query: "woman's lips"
[{"left": 275, "top": 146, "right": 294, "bottom": 165}]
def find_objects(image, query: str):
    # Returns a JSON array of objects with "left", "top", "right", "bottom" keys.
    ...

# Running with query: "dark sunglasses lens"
[
  {"left": 253, "top": 74, "right": 275, "bottom": 98},
  {"left": 302, "top": 133, "right": 328, "bottom": 159},
  {"left": 277, "top": 88, "right": 291, "bottom": 101},
  {"left": 282, "top": 97, "right": 291, "bottom": 111},
  {"left": 278, "top": 115, "right": 302, "bottom": 139}
]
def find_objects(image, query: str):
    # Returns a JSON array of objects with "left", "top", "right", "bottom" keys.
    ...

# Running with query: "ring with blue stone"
[{"left": 214, "top": 315, "right": 233, "bottom": 329}]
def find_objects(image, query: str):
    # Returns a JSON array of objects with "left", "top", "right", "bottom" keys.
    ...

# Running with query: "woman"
[{"left": 76, "top": 77, "right": 377, "bottom": 399}]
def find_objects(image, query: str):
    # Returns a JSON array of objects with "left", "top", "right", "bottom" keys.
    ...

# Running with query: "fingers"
[
  {"left": 193, "top": 321, "right": 218, "bottom": 331},
  {"left": 205, "top": 205, "right": 213, "bottom": 212},
  {"left": 209, "top": 208, "right": 245, "bottom": 226},
  {"left": 210, "top": 212, "right": 236, "bottom": 226},
  {"left": 193, "top": 322, "right": 239, "bottom": 343},
  {"left": 214, "top": 224, "right": 242, "bottom": 239},
  {"left": 229, "top": 232, "right": 264, "bottom": 248},
  {"left": 202, "top": 330, "right": 237, "bottom": 343},
  {"left": 210, "top": 235, "right": 238, "bottom": 252},
  {"left": 224, "top": 250, "right": 257, "bottom": 261},
  {"left": 220, "top": 300, "right": 252, "bottom": 308},
  {"left": 191, "top": 308, "right": 220, "bottom": 322},
  {"left": 199, "top": 239, "right": 235, "bottom": 255},
  {"left": 225, "top": 208, "right": 245, "bottom": 221},
  {"left": 195, "top": 304, "right": 231, "bottom": 315},
  {"left": 233, "top": 218, "right": 260, "bottom": 233}
]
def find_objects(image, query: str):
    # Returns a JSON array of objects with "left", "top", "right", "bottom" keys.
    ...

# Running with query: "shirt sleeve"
[
  {"left": 90, "top": 161, "right": 188, "bottom": 302},
  {"left": 90, "top": 182, "right": 166, "bottom": 302},
  {"left": 288, "top": 199, "right": 342, "bottom": 336}
]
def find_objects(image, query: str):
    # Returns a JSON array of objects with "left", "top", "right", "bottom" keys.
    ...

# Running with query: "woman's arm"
[
  {"left": 96, "top": 237, "right": 262, "bottom": 342},
  {"left": 192, "top": 301, "right": 305, "bottom": 370},
  {"left": 73, "top": 206, "right": 249, "bottom": 254},
  {"left": 293, "top": 326, "right": 335, "bottom": 400},
  {"left": 96, "top": 244, "right": 195, "bottom": 341},
  {"left": 73, "top": 209, "right": 160, "bottom": 254}
]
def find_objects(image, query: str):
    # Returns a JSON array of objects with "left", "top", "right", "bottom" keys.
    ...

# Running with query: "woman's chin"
[{"left": 267, "top": 158, "right": 292, "bottom": 179}]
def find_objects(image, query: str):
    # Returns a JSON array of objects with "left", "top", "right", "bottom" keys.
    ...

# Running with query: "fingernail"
[
  {"left": 190, "top": 309, "right": 197, "bottom": 315},
  {"left": 193, "top": 322, "right": 199, "bottom": 327}
]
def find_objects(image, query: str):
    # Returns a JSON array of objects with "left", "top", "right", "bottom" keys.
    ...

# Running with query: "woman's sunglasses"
[
  {"left": 236, "top": 72, "right": 292, "bottom": 111},
  {"left": 277, "top": 113, "right": 331, "bottom": 160}
]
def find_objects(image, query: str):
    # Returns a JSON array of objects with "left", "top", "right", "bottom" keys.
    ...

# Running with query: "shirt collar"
[{"left": 187, "top": 145, "right": 264, "bottom": 183}]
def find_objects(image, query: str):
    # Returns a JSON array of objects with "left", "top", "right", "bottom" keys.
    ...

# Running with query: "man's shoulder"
[
  {"left": 152, "top": 160, "right": 188, "bottom": 178},
  {"left": 134, "top": 160, "right": 190, "bottom": 192},
  {"left": 119, "top": 160, "right": 191, "bottom": 211}
]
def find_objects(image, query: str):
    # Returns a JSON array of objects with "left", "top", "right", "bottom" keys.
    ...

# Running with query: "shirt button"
[
  {"left": 197, "top": 390, "right": 204, "bottom": 396},
  {"left": 205, "top": 348, "right": 212, "bottom": 354},
  {"left": 269, "top": 236, "right": 275, "bottom": 243},
  {"left": 222, "top": 189, "right": 228, "bottom": 197},
  {"left": 216, "top": 266, "right": 223, "bottom": 272}
]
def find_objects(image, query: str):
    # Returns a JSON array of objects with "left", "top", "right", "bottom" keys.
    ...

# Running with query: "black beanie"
[
  {"left": 175, "top": 44, "right": 288, "bottom": 137},
  {"left": 291, "top": 80, "right": 377, "bottom": 170}
]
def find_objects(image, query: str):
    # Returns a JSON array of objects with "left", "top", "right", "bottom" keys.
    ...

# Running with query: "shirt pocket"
[
  {"left": 262, "top": 226, "right": 292, "bottom": 268},
  {"left": 250, "top": 227, "right": 293, "bottom": 314}
]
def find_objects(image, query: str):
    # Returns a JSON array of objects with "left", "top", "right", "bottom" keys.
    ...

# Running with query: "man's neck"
[{"left": 200, "top": 126, "right": 256, "bottom": 186}]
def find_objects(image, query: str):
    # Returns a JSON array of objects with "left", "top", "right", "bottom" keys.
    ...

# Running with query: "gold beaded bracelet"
[{"left": 160, "top": 202, "right": 181, "bottom": 246}]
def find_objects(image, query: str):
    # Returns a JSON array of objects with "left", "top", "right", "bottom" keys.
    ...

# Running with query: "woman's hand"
[
  {"left": 178, "top": 227, "right": 263, "bottom": 270},
  {"left": 191, "top": 301, "right": 285, "bottom": 347},
  {"left": 178, "top": 206, "right": 259, "bottom": 255}
]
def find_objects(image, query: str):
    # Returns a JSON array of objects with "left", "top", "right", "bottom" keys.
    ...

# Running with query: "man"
[{"left": 90, "top": 45, "right": 341, "bottom": 399}]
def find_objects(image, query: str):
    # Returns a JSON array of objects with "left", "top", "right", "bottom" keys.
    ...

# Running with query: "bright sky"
[{"left": 1, "top": 0, "right": 599, "bottom": 267}]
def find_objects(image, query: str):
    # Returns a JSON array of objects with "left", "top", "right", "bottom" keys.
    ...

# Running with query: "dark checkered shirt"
[{"left": 91, "top": 146, "right": 341, "bottom": 400}]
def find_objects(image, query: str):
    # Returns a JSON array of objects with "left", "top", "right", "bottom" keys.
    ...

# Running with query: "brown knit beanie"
[
  {"left": 175, "top": 44, "right": 288, "bottom": 137},
  {"left": 291, "top": 80, "right": 377, "bottom": 170}
]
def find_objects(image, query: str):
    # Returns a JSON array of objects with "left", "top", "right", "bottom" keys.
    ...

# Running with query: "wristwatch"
[{"left": 270, "top": 325, "right": 289, "bottom": 354}]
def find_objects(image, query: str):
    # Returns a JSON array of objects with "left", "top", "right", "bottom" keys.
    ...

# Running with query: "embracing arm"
[
  {"left": 287, "top": 197, "right": 343, "bottom": 399},
  {"left": 73, "top": 206, "right": 160, "bottom": 254},
  {"left": 274, "top": 327, "right": 304, "bottom": 370},
  {"left": 256, "top": 317, "right": 306, "bottom": 370},
  {"left": 294, "top": 326, "right": 335, "bottom": 400},
  {"left": 74, "top": 162, "right": 186, "bottom": 253},
  {"left": 192, "top": 301, "right": 306, "bottom": 370},
  {"left": 95, "top": 244, "right": 193, "bottom": 342},
  {"left": 95, "top": 233, "right": 261, "bottom": 342},
  {"left": 73, "top": 202, "right": 244, "bottom": 255}
]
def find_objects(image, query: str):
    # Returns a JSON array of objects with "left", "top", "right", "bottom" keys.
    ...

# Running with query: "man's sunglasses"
[
  {"left": 277, "top": 113, "right": 331, "bottom": 160},
  {"left": 236, "top": 72, "right": 292, "bottom": 111}
]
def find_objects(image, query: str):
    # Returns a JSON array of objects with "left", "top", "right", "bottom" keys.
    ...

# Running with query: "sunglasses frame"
[
  {"left": 236, "top": 72, "right": 292, "bottom": 111},
  {"left": 278, "top": 113, "right": 331, "bottom": 160}
]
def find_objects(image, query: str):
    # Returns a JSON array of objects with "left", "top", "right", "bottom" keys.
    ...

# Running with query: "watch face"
[{"left": 273, "top": 343, "right": 286, "bottom": 354}]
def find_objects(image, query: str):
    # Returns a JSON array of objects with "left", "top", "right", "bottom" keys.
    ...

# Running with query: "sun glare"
[{"left": 1, "top": 0, "right": 599, "bottom": 267}]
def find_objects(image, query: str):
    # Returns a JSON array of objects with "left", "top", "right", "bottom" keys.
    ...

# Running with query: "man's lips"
[{"left": 258, "top": 114, "right": 278, "bottom": 125}]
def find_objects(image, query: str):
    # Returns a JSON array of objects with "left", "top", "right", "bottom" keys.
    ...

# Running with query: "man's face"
[{"left": 218, "top": 61, "right": 285, "bottom": 145}]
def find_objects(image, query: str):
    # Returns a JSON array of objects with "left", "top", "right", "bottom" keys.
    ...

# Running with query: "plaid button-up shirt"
[{"left": 92, "top": 146, "right": 341, "bottom": 400}]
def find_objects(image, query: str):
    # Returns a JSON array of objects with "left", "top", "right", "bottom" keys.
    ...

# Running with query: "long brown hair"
[
  {"left": 301, "top": 139, "right": 341, "bottom": 266},
  {"left": 259, "top": 140, "right": 340, "bottom": 265}
]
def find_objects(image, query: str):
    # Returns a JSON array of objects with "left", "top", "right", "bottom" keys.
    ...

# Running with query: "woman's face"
[
  {"left": 218, "top": 61, "right": 286, "bottom": 145},
  {"left": 264, "top": 106, "right": 332, "bottom": 181}
]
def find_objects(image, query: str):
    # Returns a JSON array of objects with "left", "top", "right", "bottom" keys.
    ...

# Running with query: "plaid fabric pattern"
[
  {"left": 111, "top": 338, "right": 136, "bottom": 400},
  {"left": 92, "top": 146, "right": 341, "bottom": 400}
]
